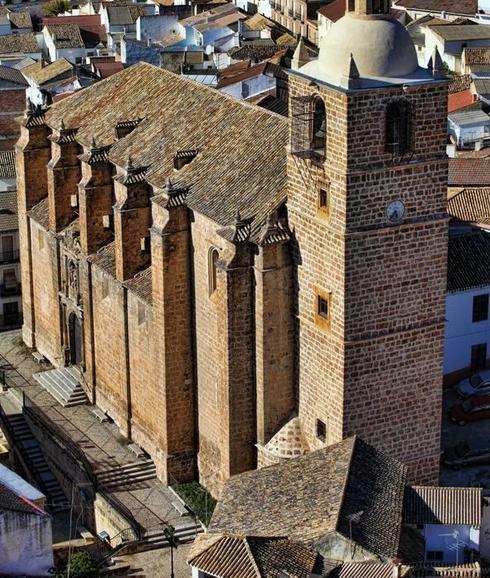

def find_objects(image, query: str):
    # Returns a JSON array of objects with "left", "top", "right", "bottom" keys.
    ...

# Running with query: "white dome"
[{"left": 301, "top": 13, "right": 418, "bottom": 86}]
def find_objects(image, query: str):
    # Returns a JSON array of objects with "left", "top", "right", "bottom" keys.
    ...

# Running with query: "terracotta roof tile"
[
  {"left": 394, "top": 0, "right": 477, "bottom": 14},
  {"left": 448, "top": 158, "right": 490, "bottom": 187},
  {"left": 8, "top": 10, "right": 32, "bottom": 30},
  {"left": 449, "top": 74, "right": 472, "bottom": 94},
  {"left": 464, "top": 47, "right": 490, "bottom": 65},
  {"left": 28, "top": 197, "right": 49, "bottom": 229},
  {"left": 45, "top": 63, "right": 288, "bottom": 242},
  {"left": 124, "top": 266, "right": 152, "bottom": 303},
  {"left": 88, "top": 240, "right": 116, "bottom": 275},
  {"left": 447, "top": 231, "right": 490, "bottom": 292},
  {"left": 210, "top": 437, "right": 406, "bottom": 558},
  {"left": 448, "top": 89, "right": 476, "bottom": 112},
  {"left": 448, "top": 187, "right": 490, "bottom": 227},
  {"left": 22, "top": 58, "right": 73, "bottom": 86},
  {"left": 0, "top": 32, "right": 39, "bottom": 54},
  {"left": 0, "top": 191, "right": 18, "bottom": 233},
  {"left": 0, "top": 482, "right": 46, "bottom": 516},
  {"left": 318, "top": 0, "right": 345, "bottom": 22},
  {"left": 0, "top": 151, "right": 16, "bottom": 178}
]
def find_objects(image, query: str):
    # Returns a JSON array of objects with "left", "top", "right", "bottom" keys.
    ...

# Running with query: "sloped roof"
[
  {"left": 0, "top": 151, "right": 16, "bottom": 179},
  {"left": 106, "top": 5, "right": 147, "bottom": 25},
  {"left": 46, "top": 24, "right": 84, "bottom": 48},
  {"left": 447, "top": 232, "right": 490, "bottom": 291},
  {"left": 318, "top": 0, "right": 345, "bottom": 22},
  {"left": 329, "top": 561, "right": 411, "bottom": 578},
  {"left": 449, "top": 74, "right": 473, "bottom": 94},
  {"left": 0, "top": 482, "right": 46, "bottom": 516},
  {"left": 431, "top": 24, "right": 490, "bottom": 41},
  {"left": 448, "top": 158, "right": 490, "bottom": 187},
  {"left": 394, "top": 0, "right": 477, "bottom": 14},
  {"left": 210, "top": 436, "right": 407, "bottom": 558},
  {"left": 0, "top": 191, "right": 18, "bottom": 232},
  {"left": 242, "top": 12, "right": 276, "bottom": 31},
  {"left": 448, "top": 188, "right": 490, "bottom": 227},
  {"left": 229, "top": 40, "right": 288, "bottom": 62},
  {"left": 448, "top": 89, "right": 475, "bottom": 113},
  {"left": 448, "top": 102, "right": 490, "bottom": 126},
  {"left": 465, "top": 47, "right": 490, "bottom": 65},
  {"left": 0, "top": 65, "right": 28, "bottom": 86},
  {"left": 44, "top": 63, "right": 288, "bottom": 242},
  {"left": 22, "top": 58, "right": 73, "bottom": 86},
  {"left": 188, "top": 534, "right": 319, "bottom": 578},
  {"left": 0, "top": 33, "right": 39, "bottom": 54},
  {"left": 8, "top": 10, "right": 32, "bottom": 30}
]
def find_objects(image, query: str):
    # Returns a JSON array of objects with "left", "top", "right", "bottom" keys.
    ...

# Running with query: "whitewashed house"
[{"left": 448, "top": 103, "right": 490, "bottom": 148}]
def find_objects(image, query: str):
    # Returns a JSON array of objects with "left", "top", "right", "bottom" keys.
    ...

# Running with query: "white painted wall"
[
  {"left": 424, "top": 524, "right": 479, "bottom": 564},
  {"left": 444, "top": 287, "right": 490, "bottom": 374},
  {"left": 136, "top": 14, "right": 179, "bottom": 42},
  {"left": 219, "top": 72, "right": 275, "bottom": 100}
]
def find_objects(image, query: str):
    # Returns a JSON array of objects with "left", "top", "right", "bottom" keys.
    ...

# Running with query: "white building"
[
  {"left": 0, "top": 151, "right": 21, "bottom": 332},
  {"left": 448, "top": 103, "right": 490, "bottom": 149},
  {"left": 445, "top": 228, "right": 490, "bottom": 383}
]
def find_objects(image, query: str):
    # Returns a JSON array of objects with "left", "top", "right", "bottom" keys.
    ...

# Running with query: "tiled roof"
[
  {"left": 45, "top": 63, "right": 288, "bottom": 242},
  {"left": 210, "top": 436, "right": 407, "bottom": 558},
  {"left": 0, "top": 482, "right": 44, "bottom": 515},
  {"left": 0, "top": 33, "right": 39, "bottom": 54},
  {"left": 0, "top": 191, "right": 18, "bottom": 233},
  {"left": 8, "top": 10, "right": 32, "bottom": 30},
  {"left": 28, "top": 197, "right": 49, "bottom": 229},
  {"left": 46, "top": 24, "right": 84, "bottom": 48},
  {"left": 449, "top": 74, "right": 472, "bottom": 94},
  {"left": 448, "top": 90, "right": 475, "bottom": 113},
  {"left": 447, "top": 231, "right": 490, "bottom": 291},
  {"left": 229, "top": 40, "right": 288, "bottom": 62},
  {"left": 410, "top": 562, "right": 482, "bottom": 577},
  {"left": 431, "top": 24, "right": 490, "bottom": 41},
  {"left": 257, "top": 94, "right": 288, "bottom": 117},
  {"left": 473, "top": 77, "right": 490, "bottom": 97},
  {"left": 403, "top": 486, "right": 482, "bottom": 526},
  {"left": 0, "top": 64, "right": 27, "bottom": 86},
  {"left": 22, "top": 58, "right": 73, "bottom": 86},
  {"left": 188, "top": 534, "right": 319, "bottom": 578},
  {"left": 448, "top": 188, "right": 490, "bottom": 226},
  {"left": 448, "top": 102, "right": 490, "bottom": 127},
  {"left": 329, "top": 561, "right": 411, "bottom": 578},
  {"left": 448, "top": 158, "right": 490, "bottom": 187},
  {"left": 261, "top": 416, "right": 309, "bottom": 460},
  {"left": 394, "top": 0, "right": 477, "bottom": 14},
  {"left": 318, "top": 0, "right": 345, "bottom": 21},
  {"left": 88, "top": 240, "right": 116, "bottom": 275},
  {"left": 106, "top": 5, "right": 147, "bottom": 25},
  {"left": 217, "top": 61, "right": 267, "bottom": 88},
  {"left": 465, "top": 47, "right": 490, "bottom": 65},
  {"left": 242, "top": 12, "right": 276, "bottom": 31},
  {"left": 0, "top": 151, "right": 16, "bottom": 178},
  {"left": 124, "top": 266, "right": 152, "bottom": 303}
]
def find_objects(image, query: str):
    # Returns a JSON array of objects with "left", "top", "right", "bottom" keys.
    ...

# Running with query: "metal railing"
[
  {"left": 97, "top": 488, "right": 143, "bottom": 542},
  {"left": 0, "top": 250, "right": 19, "bottom": 264}
]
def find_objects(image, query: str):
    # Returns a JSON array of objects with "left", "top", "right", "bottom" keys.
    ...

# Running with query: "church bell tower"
[{"left": 286, "top": 0, "right": 449, "bottom": 483}]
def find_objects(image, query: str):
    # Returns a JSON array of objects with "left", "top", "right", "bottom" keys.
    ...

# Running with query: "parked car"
[
  {"left": 456, "top": 370, "right": 490, "bottom": 398},
  {"left": 450, "top": 395, "right": 490, "bottom": 425},
  {"left": 443, "top": 439, "right": 490, "bottom": 468}
]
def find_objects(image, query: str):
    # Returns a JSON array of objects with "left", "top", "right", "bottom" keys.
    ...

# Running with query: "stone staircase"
[
  {"left": 33, "top": 367, "right": 87, "bottom": 407},
  {"left": 96, "top": 460, "right": 157, "bottom": 491},
  {"left": 139, "top": 521, "right": 204, "bottom": 551},
  {"left": 5, "top": 413, "right": 67, "bottom": 512}
]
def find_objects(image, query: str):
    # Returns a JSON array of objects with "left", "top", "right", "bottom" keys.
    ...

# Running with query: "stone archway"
[{"left": 68, "top": 312, "right": 83, "bottom": 366}]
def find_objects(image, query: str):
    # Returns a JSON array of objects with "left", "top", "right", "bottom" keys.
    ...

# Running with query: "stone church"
[{"left": 16, "top": 0, "right": 449, "bottom": 495}]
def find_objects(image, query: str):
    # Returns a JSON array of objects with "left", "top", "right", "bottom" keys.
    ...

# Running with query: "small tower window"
[
  {"left": 208, "top": 247, "right": 219, "bottom": 296},
  {"left": 385, "top": 99, "right": 413, "bottom": 155},
  {"left": 317, "top": 295, "right": 329, "bottom": 319},
  {"left": 316, "top": 419, "right": 327, "bottom": 442},
  {"left": 318, "top": 182, "right": 330, "bottom": 215},
  {"left": 311, "top": 97, "right": 327, "bottom": 156}
]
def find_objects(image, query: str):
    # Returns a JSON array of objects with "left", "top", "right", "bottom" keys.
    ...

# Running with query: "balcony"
[
  {"left": 0, "top": 250, "right": 19, "bottom": 264},
  {"left": 288, "top": 8, "right": 294, "bottom": 16},
  {"left": 0, "top": 283, "right": 21, "bottom": 297},
  {"left": 0, "top": 312, "right": 22, "bottom": 330}
]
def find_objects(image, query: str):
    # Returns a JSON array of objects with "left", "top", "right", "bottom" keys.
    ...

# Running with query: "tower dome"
[{"left": 300, "top": 12, "right": 419, "bottom": 87}]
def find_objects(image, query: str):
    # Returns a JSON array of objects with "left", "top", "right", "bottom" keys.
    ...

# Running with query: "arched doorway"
[{"left": 68, "top": 313, "right": 83, "bottom": 366}]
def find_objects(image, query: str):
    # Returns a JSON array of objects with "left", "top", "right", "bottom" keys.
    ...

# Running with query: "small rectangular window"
[
  {"left": 317, "top": 295, "right": 329, "bottom": 319},
  {"left": 318, "top": 188, "right": 328, "bottom": 209},
  {"left": 316, "top": 419, "right": 326, "bottom": 442},
  {"left": 473, "top": 294, "right": 489, "bottom": 323},
  {"left": 471, "top": 343, "right": 487, "bottom": 371},
  {"left": 426, "top": 551, "right": 444, "bottom": 562}
]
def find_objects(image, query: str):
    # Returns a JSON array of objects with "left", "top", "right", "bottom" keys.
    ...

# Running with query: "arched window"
[
  {"left": 311, "top": 97, "right": 327, "bottom": 157},
  {"left": 385, "top": 99, "right": 413, "bottom": 155},
  {"left": 208, "top": 248, "right": 219, "bottom": 296}
]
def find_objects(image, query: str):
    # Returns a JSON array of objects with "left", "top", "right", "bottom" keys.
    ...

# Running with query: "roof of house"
[
  {"left": 318, "top": 0, "right": 346, "bottom": 22},
  {"left": 403, "top": 486, "right": 482, "bottom": 526},
  {"left": 242, "top": 12, "right": 276, "bottom": 31},
  {"left": 229, "top": 40, "right": 289, "bottom": 62},
  {"left": 106, "top": 5, "right": 148, "bottom": 25},
  {"left": 465, "top": 47, "right": 490, "bottom": 65},
  {"left": 43, "top": 14, "right": 102, "bottom": 27},
  {"left": 448, "top": 89, "right": 475, "bottom": 112},
  {"left": 0, "top": 482, "right": 46, "bottom": 516},
  {"left": 447, "top": 231, "right": 490, "bottom": 291},
  {"left": 188, "top": 534, "right": 319, "bottom": 578},
  {"left": 410, "top": 562, "right": 482, "bottom": 577},
  {"left": 210, "top": 436, "right": 407, "bottom": 558},
  {"left": 448, "top": 158, "right": 490, "bottom": 186},
  {"left": 46, "top": 23, "right": 106, "bottom": 49},
  {"left": 329, "top": 561, "right": 411, "bottom": 578},
  {"left": 448, "top": 102, "right": 490, "bottom": 126},
  {"left": 8, "top": 10, "right": 32, "bottom": 30},
  {"left": 0, "top": 191, "right": 18, "bottom": 232},
  {"left": 394, "top": 0, "right": 477, "bottom": 14},
  {"left": 257, "top": 94, "right": 288, "bottom": 117},
  {"left": 431, "top": 24, "right": 490, "bottom": 41},
  {"left": 0, "top": 151, "right": 16, "bottom": 179},
  {"left": 22, "top": 58, "right": 73, "bottom": 86},
  {"left": 472, "top": 77, "right": 490, "bottom": 97},
  {"left": 448, "top": 187, "right": 490, "bottom": 226},
  {"left": 449, "top": 74, "right": 473, "bottom": 94},
  {"left": 180, "top": 3, "right": 245, "bottom": 31},
  {"left": 0, "top": 33, "right": 39, "bottom": 55},
  {"left": 43, "top": 63, "right": 288, "bottom": 244},
  {"left": 0, "top": 64, "right": 28, "bottom": 86},
  {"left": 123, "top": 266, "right": 152, "bottom": 303},
  {"left": 0, "top": 464, "right": 44, "bottom": 503}
]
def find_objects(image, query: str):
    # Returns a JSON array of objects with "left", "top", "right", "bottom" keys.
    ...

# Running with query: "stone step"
[
  {"left": 139, "top": 524, "right": 203, "bottom": 551},
  {"left": 34, "top": 367, "right": 87, "bottom": 407},
  {"left": 97, "top": 460, "right": 156, "bottom": 481}
]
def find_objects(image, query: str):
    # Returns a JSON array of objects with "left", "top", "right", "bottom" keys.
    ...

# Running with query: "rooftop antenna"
[{"left": 346, "top": 510, "right": 364, "bottom": 559}]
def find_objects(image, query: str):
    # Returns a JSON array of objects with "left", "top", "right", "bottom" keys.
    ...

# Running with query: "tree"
[
  {"left": 43, "top": 0, "right": 70, "bottom": 17},
  {"left": 60, "top": 551, "right": 97, "bottom": 578}
]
